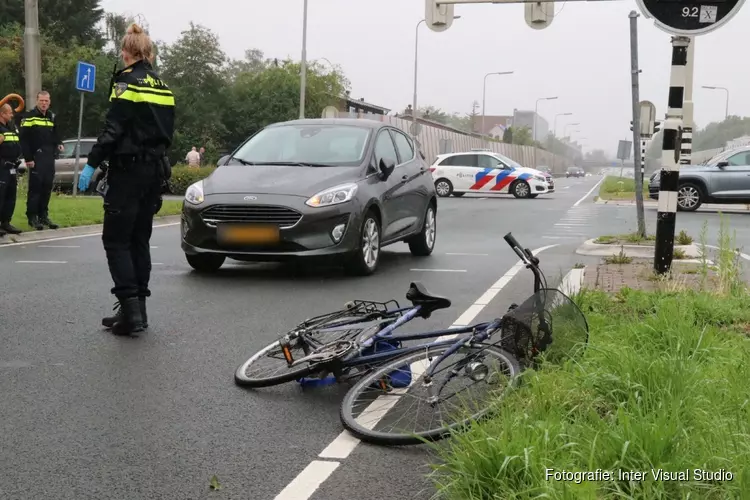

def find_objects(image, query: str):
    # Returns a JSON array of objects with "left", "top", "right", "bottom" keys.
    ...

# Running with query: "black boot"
[
  {"left": 40, "top": 216, "right": 58, "bottom": 229},
  {"left": 111, "top": 297, "right": 145, "bottom": 336},
  {"left": 28, "top": 216, "right": 43, "bottom": 230},
  {"left": 0, "top": 222, "right": 22, "bottom": 234},
  {"left": 103, "top": 298, "right": 148, "bottom": 329}
]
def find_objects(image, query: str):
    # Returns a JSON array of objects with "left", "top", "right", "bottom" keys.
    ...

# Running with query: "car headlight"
[
  {"left": 185, "top": 181, "right": 205, "bottom": 205},
  {"left": 533, "top": 175, "right": 547, "bottom": 182},
  {"left": 305, "top": 183, "right": 358, "bottom": 208}
]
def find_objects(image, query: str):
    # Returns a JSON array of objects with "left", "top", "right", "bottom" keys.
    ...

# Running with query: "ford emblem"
[{"left": 244, "top": 196, "right": 257, "bottom": 201}]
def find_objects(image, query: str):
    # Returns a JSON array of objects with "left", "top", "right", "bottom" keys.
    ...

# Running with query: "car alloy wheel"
[
  {"left": 424, "top": 207, "right": 436, "bottom": 249},
  {"left": 513, "top": 180, "right": 530, "bottom": 198},
  {"left": 362, "top": 218, "right": 380, "bottom": 269},
  {"left": 435, "top": 179, "right": 452, "bottom": 197},
  {"left": 677, "top": 184, "right": 701, "bottom": 211}
]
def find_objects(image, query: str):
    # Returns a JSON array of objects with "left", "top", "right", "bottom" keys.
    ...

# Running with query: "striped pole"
[
  {"left": 654, "top": 36, "right": 690, "bottom": 274},
  {"left": 640, "top": 138, "right": 647, "bottom": 182},
  {"left": 680, "top": 126, "right": 692, "bottom": 165}
]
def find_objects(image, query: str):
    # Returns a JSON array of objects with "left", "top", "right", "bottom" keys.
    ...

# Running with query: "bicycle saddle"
[{"left": 406, "top": 282, "right": 451, "bottom": 315}]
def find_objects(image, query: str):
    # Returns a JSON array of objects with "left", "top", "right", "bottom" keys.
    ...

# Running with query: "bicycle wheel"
[
  {"left": 339, "top": 343, "right": 520, "bottom": 446},
  {"left": 234, "top": 320, "right": 383, "bottom": 388}
]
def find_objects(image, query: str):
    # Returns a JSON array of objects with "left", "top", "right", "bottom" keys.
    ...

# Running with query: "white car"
[{"left": 430, "top": 151, "right": 554, "bottom": 198}]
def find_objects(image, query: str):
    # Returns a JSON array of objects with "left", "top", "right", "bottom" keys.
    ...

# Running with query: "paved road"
[{"left": 0, "top": 176, "right": 609, "bottom": 500}]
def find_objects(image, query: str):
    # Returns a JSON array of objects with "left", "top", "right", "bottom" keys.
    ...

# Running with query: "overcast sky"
[{"left": 101, "top": 0, "right": 749, "bottom": 155}]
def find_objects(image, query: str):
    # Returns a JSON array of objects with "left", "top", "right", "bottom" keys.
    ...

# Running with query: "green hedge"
[{"left": 169, "top": 165, "right": 217, "bottom": 195}]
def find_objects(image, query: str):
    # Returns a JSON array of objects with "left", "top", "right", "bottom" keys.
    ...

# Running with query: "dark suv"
[{"left": 566, "top": 167, "right": 585, "bottom": 178}]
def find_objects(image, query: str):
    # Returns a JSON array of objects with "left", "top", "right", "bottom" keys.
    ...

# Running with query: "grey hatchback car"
[{"left": 181, "top": 119, "right": 438, "bottom": 275}]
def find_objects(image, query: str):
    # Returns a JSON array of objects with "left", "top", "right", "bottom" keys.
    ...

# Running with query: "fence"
[{"left": 335, "top": 111, "right": 575, "bottom": 173}]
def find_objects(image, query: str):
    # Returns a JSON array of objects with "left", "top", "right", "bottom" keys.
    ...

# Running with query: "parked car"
[
  {"left": 50, "top": 137, "right": 104, "bottom": 189},
  {"left": 649, "top": 145, "right": 750, "bottom": 211},
  {"left": 181, "top": 118, "right": 438, "bottom": 275},
  {"left": 429, "top": 151, "right": 554, "bottom": 198},
  {"left": 566, "top": 167, "right": 585, "bottom": 178}
]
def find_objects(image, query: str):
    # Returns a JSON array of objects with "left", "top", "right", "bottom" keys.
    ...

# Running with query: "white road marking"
[
  {"left": 0, "top": 222, "right": 180, "bottom": 249},
  {"left": 554, "top": 223, "right": 588, "bottom": 227},
  {"left": 704, "top": 244, "right": 750, "bottom": 261},
  {"left": 563, "top": 186, "right": 571, "bottom": 189},
  {"left": 410, "top": 268, "right": 467, "bottom": 272},
  {"left": 152, "top": 263, "right": 165, "bottom": 265},
  {"left": 446, "top": 252, "right": 488, "bottom": 256},
  {"left": 278, "top": 243, "right": 559, "bottom": 498},
  {"left": 151, "top": 246, "right": 159, "bottom": 249},
  {"left": 38, "top": 245, "right": 80, "bottom": 248},
  {"left": 15, "top": 260, "right": 67, "bottom": 264},
  {"left": 573, "top": 178, "right": 604, "bottom": 207},
  {"left": 274, "top": 461, "right": 341, "bottom": 500}
]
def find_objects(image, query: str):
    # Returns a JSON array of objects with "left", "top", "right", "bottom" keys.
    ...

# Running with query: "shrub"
[{"left": 169, "top": 165, "right": 216, "bottom": 195}]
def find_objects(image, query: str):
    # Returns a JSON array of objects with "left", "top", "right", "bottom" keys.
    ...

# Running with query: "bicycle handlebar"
[{"left": 504, "top": 232, "right": 543, "bottom": 292}]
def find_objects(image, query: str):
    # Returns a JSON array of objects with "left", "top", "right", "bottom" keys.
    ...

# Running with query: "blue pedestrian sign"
[{"left": 76, "top": 61, "right": 96, "bottom": 93}]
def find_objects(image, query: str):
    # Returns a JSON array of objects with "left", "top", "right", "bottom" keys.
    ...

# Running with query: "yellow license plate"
[{"left": 217, "top": 224, "right": 280, "bottom": 245}]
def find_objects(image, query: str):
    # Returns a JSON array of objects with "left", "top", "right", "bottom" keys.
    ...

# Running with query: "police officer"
[
  {"left": 0, "top": 103, "right": 23, "bottom": 236},
  {"left": 20, "top": 90, "right": 63, "bottom": 230},
  {"left": 78, "top": 23, "right": 175, "bottom": 336}
]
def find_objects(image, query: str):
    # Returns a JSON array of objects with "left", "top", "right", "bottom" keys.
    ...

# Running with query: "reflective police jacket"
[
  {"left": 87, "top": 59, "right": 175, "bottom": 170},
  {"left": 0, "top": 121, "right": 22, "bottom": 166},
  {"left": 19, "top": 107, "right": 61, "bottom": 162}
]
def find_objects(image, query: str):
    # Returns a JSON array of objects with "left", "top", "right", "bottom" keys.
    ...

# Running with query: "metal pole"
[
  {"left": 298, "top": 0, "right": 308, "bottom": 119},
  {"left": 72, "top": 93, "right": 84, "bottom": 197},
  {"left": 24, "top": 0, "right": 42, "bottom": 110},
  {"left": 654, "top": 36, "right": 689, "bottom": 275},
  {"left": 723, "top": 87, "right": 729, "bottom": 119},
  {"left": 481, "top": 74, "right": 488, "bottom": 136},
  {"left": 629, "top": 11, "right": 645, "bottom": 238},
  {"left": 680, "top": 36, "right": 694, "bottom": 165},
  {"left": 412, "top": 19, "right": 425, "bottom": 140},
  {"left": 533, "top": 100, "right": 539, "bottom": 168}
]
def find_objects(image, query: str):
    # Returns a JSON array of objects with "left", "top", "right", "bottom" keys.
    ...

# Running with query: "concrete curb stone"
[{"left": 575, "top": 238, "right": 702, "bottom": 259}]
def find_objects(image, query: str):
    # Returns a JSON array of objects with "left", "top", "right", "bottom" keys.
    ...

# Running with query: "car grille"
[{"left": 201, "top": 204, "right": 302, "bottom": 227}]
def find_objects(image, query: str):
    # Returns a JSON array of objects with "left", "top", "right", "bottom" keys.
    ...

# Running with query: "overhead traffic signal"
[{"left": 654, "top": 121, "right": 661, "bottom": 134}]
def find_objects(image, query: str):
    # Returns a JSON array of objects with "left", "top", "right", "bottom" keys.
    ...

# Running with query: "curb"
[
  {"left": 575, "top": 239, "right": 702, "bottom": 259},
  {"left": 0, "top": 215, "right": 182, "bottom": 246},
  {"left": 559, "top": 267, "right": 585, "bottom": 296},
  {"left": 595, "top": 198, "right": 750, "bottom": 212}
]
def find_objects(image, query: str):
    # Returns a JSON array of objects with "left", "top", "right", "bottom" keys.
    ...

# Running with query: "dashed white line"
[
  {"left": 410, "top": 268, "right": 467, "bottom": 272},
  {"left": 38, "top": 245, "right": 80, "bottom": 248},
  {"left": 446, "top": 252, "right": 488, "bottom": 256},
  {"left": 274, "top": 244, "right": 559, "bottom": 500},
  {"left": 0, "top": 222, "right": 180, "bottom": 249},
  {"left": 15, "top": 260, "right": 67, "bottom": 264}
]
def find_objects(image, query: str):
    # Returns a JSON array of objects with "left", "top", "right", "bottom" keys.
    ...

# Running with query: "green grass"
[
  {"left": 598, "top": 176, "right": 650, "bottom": 201},
  {"left": 9, "top": 191, "right": 182, "bottom": 231},
  {"left": 432, "top": 289, "right": 750, "bottom": 499},
  {"left": 595, "top": 232, "right": 657, "bottom": 245}
]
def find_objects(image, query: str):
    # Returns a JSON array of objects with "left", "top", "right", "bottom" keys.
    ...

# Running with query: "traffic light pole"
[
  {"left": 629, "top": 11, "right": 646, "bottom": 238},
  {"left": 654, "top": 36, "right": 689, "bottom": 274}
]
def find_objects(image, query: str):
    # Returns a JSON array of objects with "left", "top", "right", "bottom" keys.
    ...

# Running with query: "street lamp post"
[
  {"left": 481, "top": 71, "right": 514, "bottom": 136},
  {"left": 413, "top": 16, "right": 461, "bottom": 140},
  {"left": 24, "top": 0, "right": 42, "bottom": 109},
  {"left": 533, "top": 96, "right": 557, "bottom": 168},
  {"left": 564, "top": 122, "right": 580, "bottom": 139},
  {"left": 299, "top": 0, "right": 309, "bottom": 119},
  {"left": 702, "top": 85, "right": 729, "bottom": 119},
  {"left": 551, "top": 112, "right": 572, "bottom": 173}
]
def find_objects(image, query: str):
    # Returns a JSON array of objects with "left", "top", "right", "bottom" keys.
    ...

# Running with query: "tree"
[
  {"left": 506, "top": 126, "right": 532, "bottom": 145},
  {"left": 0, "top": 0, "right": 105, "bottom": 47},
  {"left": 502, "top": 127, "right": 512, "bottom": 144},
  {"left": 418, "top": 106, "right": 450, "bottom": 125}
]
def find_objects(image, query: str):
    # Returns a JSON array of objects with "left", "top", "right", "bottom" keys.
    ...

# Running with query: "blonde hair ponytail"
[{"left": 122, "top": 23, "right": 154, "bottom": 63}]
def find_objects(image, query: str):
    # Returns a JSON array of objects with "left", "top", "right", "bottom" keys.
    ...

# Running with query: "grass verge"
[
  {"left": 598, "top": 175, "right": 650, "bottom": 201},
  {"left": 432, "top": 290, "right": 750, "bottom": 499},
  {"left": 9, "top": 192, "right": 182, "bottom": 231}
]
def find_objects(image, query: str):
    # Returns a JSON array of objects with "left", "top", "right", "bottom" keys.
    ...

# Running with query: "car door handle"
[{"left": 402, "top": 174, "right": 408, "bottom": 181}]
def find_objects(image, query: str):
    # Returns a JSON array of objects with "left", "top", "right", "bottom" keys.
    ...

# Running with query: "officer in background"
[
  {"left": 0, "top": 103, "right": 23, "bottom": 236},
  {"left": 20, "top": 90, "right": 63, "bottom": 230},
  {"left": 78, "top": 23, "right": 175, "bottom": 336}
]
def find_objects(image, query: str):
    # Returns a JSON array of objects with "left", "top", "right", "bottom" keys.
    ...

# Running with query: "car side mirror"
[
  {"left": 378, "top": 158, "right": 395, "bottom": 180},
  {"left": 716, "top": 161, "right": 729, "bottom": 168}
]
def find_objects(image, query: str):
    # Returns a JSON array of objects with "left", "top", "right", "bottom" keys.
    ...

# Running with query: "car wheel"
[
  {"left": 528, "top": 194, "right": 539, "bottom": 199},
  {"left": 434, "top": 178, "right": 453, "bottom": 197},
  {"left": 185, "top": 253, "right": 226, "bottom": 273},
  {"left": 408, "top": 203, "right": 436, "bottom": 257},
  {"left": 345, "top": 211, "right": 381, "bottom": 276},
  {"left": 511, "top": 180, "right": 531, "bottom": 199},
  {"left": 677, "top": 183, "right": 703, "bottom": 212}
]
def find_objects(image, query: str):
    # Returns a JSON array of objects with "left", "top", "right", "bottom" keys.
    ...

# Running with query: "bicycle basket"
[{"left": 497, "top": 288, "right": 589, "bottom": 364}]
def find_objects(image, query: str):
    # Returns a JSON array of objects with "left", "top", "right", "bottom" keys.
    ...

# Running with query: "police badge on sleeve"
[{"left": 114, "top": 82, "right": 128, "bottom": 97}]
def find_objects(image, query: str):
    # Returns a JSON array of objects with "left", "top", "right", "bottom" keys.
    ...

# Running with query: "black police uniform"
[
  {"left": 20, "top": 107, "right": 61, "bottom": 229},
  {"left": 85, "top": 58, "right": 175, "bottom": 336},
  {"left": 0, "top": 120, "right": 23, "bottom": 236}
]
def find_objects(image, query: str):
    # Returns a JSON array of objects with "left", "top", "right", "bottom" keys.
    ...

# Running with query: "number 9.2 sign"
[{"left": 635, "top": 0, "right": 747, "bottom": 35}]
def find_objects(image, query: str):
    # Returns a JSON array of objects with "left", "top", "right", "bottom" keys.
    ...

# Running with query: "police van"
[{"left": 429, "top": 150, "right": 554, "bottom": 198}]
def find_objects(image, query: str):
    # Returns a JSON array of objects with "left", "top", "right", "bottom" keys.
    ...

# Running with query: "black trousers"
[
  {"left": 0, "top": 168, "right": 17, "bottom": 223},
  {"left": 26, "top": 151, "right": 55, "bottom": 220},
  {"left": 101, "top": 164, "right": 163, "bottom": 299}
]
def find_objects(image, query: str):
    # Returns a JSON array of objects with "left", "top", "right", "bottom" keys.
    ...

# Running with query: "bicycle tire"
[
  {"left": 234, "top": 338, "right": 319, "bottom": 388},
  {"left": 339, "top": 343, "right": 521, "bottom": 446}
]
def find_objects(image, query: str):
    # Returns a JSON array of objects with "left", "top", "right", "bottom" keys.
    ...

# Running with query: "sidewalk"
[{"left": 596, "top": 198, "right": 750, "bottom": 213}]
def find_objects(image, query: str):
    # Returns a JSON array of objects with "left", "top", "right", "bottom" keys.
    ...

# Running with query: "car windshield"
[
  {"left": 492, "top": 153, "right": 523, "bottom": 169},
  {"left": 231, "top": 125, "right": 371, "bottom": 167}
]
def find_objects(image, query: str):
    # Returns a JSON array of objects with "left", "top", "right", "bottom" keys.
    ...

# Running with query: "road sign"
[
  {"left": 76, "top": 61, "right": 96, "bottom": 93},
  {"left": 635, "top": 0, "right": 746, "bottom": 36},
  {"left": 617, "top": 140, "right": 632, "bottom": 160},
  {"left": 639, "top": 100, "right": 657, "bottom": 137},
  {"left": 425, "top": 0, "right": 456, "bottom": 32},
  {"left": 524, "top": 2, "right": 554, "bottom": 29}
]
